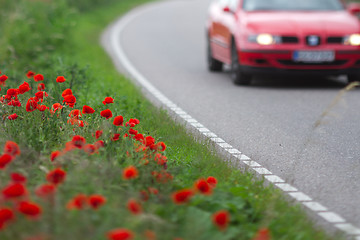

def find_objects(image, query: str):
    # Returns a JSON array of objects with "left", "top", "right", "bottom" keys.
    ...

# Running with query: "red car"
[{"left": 206, "top": 0, "right": 360, "bottom": 85}]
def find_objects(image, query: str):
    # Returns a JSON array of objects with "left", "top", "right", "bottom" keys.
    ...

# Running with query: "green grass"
[{"left": 0, "top": 0, "right": 346, "bottom": 239}]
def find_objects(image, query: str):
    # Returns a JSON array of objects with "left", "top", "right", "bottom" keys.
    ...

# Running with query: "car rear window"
[{"left": 243, "top": 0, "right": 344, "bottom": 11}]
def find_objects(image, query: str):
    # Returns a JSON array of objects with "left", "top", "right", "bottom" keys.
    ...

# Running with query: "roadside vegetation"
[{"left": 0, "top": 0, "right": 345, "bottom": 239}]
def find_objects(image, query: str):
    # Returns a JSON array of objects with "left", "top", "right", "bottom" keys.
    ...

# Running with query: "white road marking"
[{"left": 106, "top": 2, "right": 360, "bottom": 238}]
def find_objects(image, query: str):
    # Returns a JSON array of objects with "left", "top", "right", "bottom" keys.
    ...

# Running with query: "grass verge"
[{"left": 0, "top": 0, "right": 345, "bottom": 239}]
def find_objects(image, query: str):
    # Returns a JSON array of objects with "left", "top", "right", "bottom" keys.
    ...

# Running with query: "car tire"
[
  {"left": 207, "top": 36, "right": 223, "bottom": 72},
  {"left": 231, "top": 42, "right": 252, "bottom": 85},
  {"left": 347, "top": 74, "right": 360, "bottom": 84}
]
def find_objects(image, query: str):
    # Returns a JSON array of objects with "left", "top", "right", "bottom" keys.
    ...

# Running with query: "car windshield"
[{"left": 243, "top": 0, "right": 344, "bottom": 11}]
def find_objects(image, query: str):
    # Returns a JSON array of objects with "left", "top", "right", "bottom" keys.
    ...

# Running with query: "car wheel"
[
  {"left": 231, "top": 42, "right": 252, "bottom": 85},
  {"left": 207, "top": 36, "right": 223, "bottom": 72},
  {"left": 347, "top": 74, "right": 360, "bottom": 84}
]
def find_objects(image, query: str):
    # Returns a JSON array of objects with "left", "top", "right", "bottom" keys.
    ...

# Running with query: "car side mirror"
[
  {"left": 347, "top": 3, "right": 360, "bottom": 15},
  {"left": 223, "top": 6, "right": 231, "bottom": 13}
]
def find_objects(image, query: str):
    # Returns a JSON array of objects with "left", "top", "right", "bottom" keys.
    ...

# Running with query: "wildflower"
[
  {"left": 83, "top": 144, "right": 96, "bottom": 155},
  {"left": 171, "top": 189, "right": 194, "bottom": 204},
  {"left": 128, "top": 129, "right": 138, "bottom": 135},
  {"left": 148, "top": 187, "right": 158, "bottom": 195},
  {"left": 61, "top": 89, "right": 73, "bottom": 97},
  {"left": 113, "top": 115, "right": 124, "bottom": 126},
  {"left": 134, "top": 134, "right": 144, "bottom": 142},
  {"left": 26, "top": 97, "right": 38, "bottom": 112},
  {"left": 4, "top": 141, "right": 20, "bottom": 157},
  {"left": 63, "top": 95, "right": 76, "bottom": 108},
  {"left": 46, "top": 168, "right": 66, "bottom": 185},
  {"left": 0, "top": 154, "right": 12, "bottom": 169},
  {"left": 145, "top": 136, "right": 155, "bottom": 147},
  {"left": 7, "top": 113, "right": 18, "bottom": 120},
  {"left": 206, "top": 176, "right": 217, "bottom": 187},
  {"left": 139, "top": 190, "right": 149, "bottom": 201},
  {"left": 0, "top": 208, "right": 14, "bottom": 229},
  {"left": 66, "top": 194, "right": 88, "bottom": 210},
  {"left": 94, "top": 140, "right": 104, "bottom": 149},
  {"left": 126, "top": 118, "right": 140, "bottom": 127},
  {"left": 50, "top": 151, "right": 61, "bottom": 162},
  {"left": 6, "top": 88, "right": 18, "bottom": 97},
  {"left": 18, "top": 201, "right": 42, "bottom": 218},
  {"left": 0, "top": 75, "right": 8, "bottom": 86},
  {"left": 212, "top": 210, "right": 230, "bottom": 231},
  {"left": 252, "top": 228, "right": 271, "bottom": 240},
  {"left": 194, "top": 179, "right": 212, "bottom": 195},
  {"left": 26, "top": 71, "right": 35, "bottom": 78},
  {"left": 2, "top": 183, "right": 27, "bottom": 199},
  {"left": 88, "top": 194, "right": 106, "bottom": 209},
  {"left": 123, "top": 166, "right": 138, "bottom": 180},
  {"left": 102, "top": 97, "right": 114, "bottom": 105},
  {"left": 38, "top": 105, "right": 48, "bottom": 112},
  {"left": 56, "top": 76, "right": 66, "bottom": 83},
  {"left": 127, "top": 199, "right": 142, "bottom": 215},
  {"left": 34, "top": 74, "right": 44, "bottom": 82},
  {"left": 52, "top": 103, "right": 63, "bottom": 113},
  {"left": 18, "top": 81, "right": 31, "bottom": 94},
  {"left": 111, "top": 134, "right": 120, "bottom": 141},
  {"left": 71, "top": 135, "right": 86, "bottom": 149},
  {"left": 107, "top": 228, "right": 134, "bottom": 240},
  {"left": 35, "top": 184, "right": 56, "bottom": 199},
  {"left": 100, "top": 109, "right": 113, "bottom": 119},
  {"left": 156, "top": 142, "right": 166, "bottom": 151},
  {"left": 11, "top": 173, "right": 27, "bottom": 183},
  {"left": 82, "top": 105, "right": 95, "bottom": 114},
  {"left": 37, "top": 83, "right": 45, "bottom": 91},
  {"left": 95, "top": 130, "right": 103, "bottom": 139}
]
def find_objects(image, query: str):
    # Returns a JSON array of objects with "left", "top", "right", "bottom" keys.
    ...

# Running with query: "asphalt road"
[{"left": 105, "top": 0, "right": 360, "bottom": 232}]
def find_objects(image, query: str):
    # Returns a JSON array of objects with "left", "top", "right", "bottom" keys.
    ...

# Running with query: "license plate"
[{"left": 293, "top": 50, "right": 335, "bottom": 62}]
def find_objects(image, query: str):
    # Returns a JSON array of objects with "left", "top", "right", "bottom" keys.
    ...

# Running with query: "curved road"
[{"left": 103, "top": 0, "right": 360, "bottom": 235}]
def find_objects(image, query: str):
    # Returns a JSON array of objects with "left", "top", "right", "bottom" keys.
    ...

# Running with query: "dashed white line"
[{"left": 106, "top": 3, "right": 360, "bottom": 238}]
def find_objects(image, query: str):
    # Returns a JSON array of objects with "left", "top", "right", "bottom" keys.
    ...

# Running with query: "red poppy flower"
[
  {"left": 95, "top": 130, "right": 103, "bottom": 139},
  {"left": 172, "top": 189, "right": 194, "bottom": 205},
  {"left": 56, "top": 76, "right": 66, "bottom": 83},
  {"left": 69, "top": 109, "right": 82, "bottom": 119},
  {"left": 50, "top": 151, "right": 62, "bottom": 162},
  {"left": 148, "top": 187, "right": 158, "bottom": 195},
  {"left": 34, "top": 74, "right": 44, "bottom": 82},
  {"left": 46, "top": 168, "right": 66, "bottom": 185},
  {"left": 18, "top": 201, "right": 42, "bottom": 218},
  {"left": 88, "top": 194, "right": 106, "bottom": 209},
  {"left": 0, "top": 154, "right": 13, "bottom": 169},
  {"left": 145, "top": 136, "right": 155, "bottom": 147},
  {"left": 126, "top": 118, "right": 140, "bottom": 127},
  {"left": 134, "top": 134, "right": 144, "bottom": 142},
  {"left": 2, "top": 183, "right": 27, "bottom": 199},
  {"left": 102, "top": 97, "right": 114, "bottom": 105},
  {"left": 52, "top": 103, "right": 63, "bottom": 112},
  {"left": 111, "top": 134, "right": 120, "bottom": 141},
  {"left": 128, "top": 128, "right": 138, "bottom": 135},
  {"left": 35, "top": 184, "right": 56, "bottom": 198},
  {"left": 156, "top": 142, "right": 166, "bottom": 151},
  {"left": 212, "top": 210, "right": 230, "bottom": 231},
  {"left": 8, "top": 113, "right": 18, "bottom": 120},
  {"left": 123, "top": 166, "right": 139, "bottom": 180},
  {"left": 0, "top": 208, "right": 14, "bottom": 225},
  {"left": 38, "top": 105, "right": 48, "bottom": 112},
  {"left": 37, "top": 83, "right": 45, "bottom": 91},
  {"left": 127, "top": 199, "right": 142, "bottom": 215},
  {"left": 11, "top": 173, "right": 27, "bottom": 183},
  {"left": 63, "top": 95, "right": 76, "bottom": 108},
  {"left": 82, "top": 105, "right": 95, "bottom": 114},
  {"left": 113, "top": 116, "right": 124, "bottom": 126},
  {"left": 0, "top": 75, "right": 8, "bottom": 86},
  {"left": 4, "top": 141, "right": 20, "bottom": 157},
  {"left": 6, "top": 88, "right": 18, "bottom": 97},
  {"left": 252, "top": 228, "right": 271, "bottom": 240},
  {"left": 154, "top": 153, "right": 167, "bottom": 166},
  {"left": 94, "top": 140, "right": 104, "bottom": 149},
  {"left": 194, "top": 179, "right": 212, "bottom": 195},
  {"left": 100, "top": 109, "right": 113, "bottom": 119},
  {"left": 61, "top": 89, "right": 73, "bottom": 97},
  {"left": 66, "top": 194, "right": 88, "bottom": 210},
  {"left": 18, "top": 81, "right": 31, "bottom": 94},
  {"left": 71, "top": 135, "right": 86, "bottom": 149},
  {"left": 206, "top": 176, "right": 217, "bottom": 187},
  {"left": 107, "top": 228, "right": 134, "bottom": 240},
  {"left": 83, "top": 144, "right": 96, "bottom": 155},
  {"left": 26, "top": 97, "right": 38, "bottom": 112},
  {"left": 26, "top": 71, "right": 35, "bottom": 78}
]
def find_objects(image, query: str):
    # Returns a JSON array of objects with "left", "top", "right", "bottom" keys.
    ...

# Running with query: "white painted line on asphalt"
[
  {"left": 335, "top": 223, "right": 360, "bottom": 235},
  {"left": 288, "top": 192, "right": 312, "bottom": 202},
  {"left": 264, "top": 175, "right": 285, "bottom": 183},
  {"left": 275, "top": 183, "right": 298, "bottom": 192},
  {"left": 210, "top": 137, "right": 225, "bottom": 143},
  {"left": 318, "top": 212, "right": 346, "bottom": 223},
  {"left": 302, "top": 201, "right": 328, "bottom": 212},
  {"left": 107, "top": 3, "right": 360, "bottom": 237}
]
